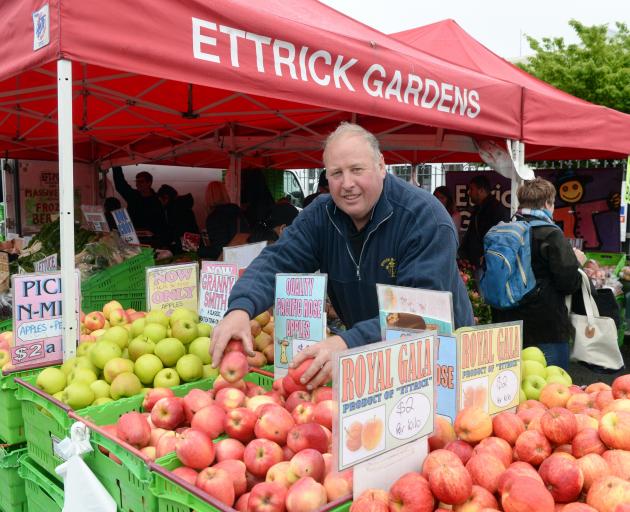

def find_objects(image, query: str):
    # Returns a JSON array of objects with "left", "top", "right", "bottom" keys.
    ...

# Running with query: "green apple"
[
  {"left": 175, "top": 354, "right": 203, "bottom": 382},
  {"left": 202, "top": 364, "right": 219, "bottom": 380},
  {"left": 36, "top": 367, "right": 67, "bottom": 395},
  {"left": 53, "top": 391, "right": 64, "bottom": 402},
  {"left": 90, "top": 340, "right": 122, "bottom": 370},
  {"left": 145, "top": 310, "right": 170, "bottom": 328},
  {"left": 197, "top": 323, "right": 213, "bottom": 338},
  {"left": 74, "top": 356, "right": 98, "bottom": 374},
  {"left": 90, "top": 380, "right": 111, "bottom": 399},
  {"left": 545, "top": 365, "right": 572, "bottom": 385},
  {"left": 77, "top": 341, "right": 95, "bottom": 358},
  {"left": 153, "top": 368, "right": 181, "bottom": 388},
  {"left": 522, "top": 374, "right": 547, "bottom": 400},
  {"left": 143, "top": 323, "right": 168, "bottom": 343},
  {"left": 519, "top": 388, "right": 527, "bottom": 404},
  {"left": 130, "top": 318, "right": 147, "bottom": 337},
  {"left": 68, "top": 367, "right": 98, "bottom": 385},
  {"left": 169, "top": 307, "right": 199, "bottom": 325},
  {"left": 101, "top": 326, "right": 130, "bottom": 350},
  {"left": 521, "top": 346, "right": 547, "bottom": 367},
  {"left": 154, "top": 338, "right": 186, "bottom": 367},
  {"left": 103, "top": 357, "right": 135, "bottom": 384},
  {"left": 109, "top": 372, "right": 143, "bottom": 400},
  {"left": 92, "top": 397, "right": 113, "bottom": 406},
  {"left": 521, "top": 360, "right": 547, "bottom": 380},
  {"left": 546, "top": 374, "right": 571, "bottom": 386},
  {"left": 62, "top": 382, "right": 95, "bottom": 409},
  {"left": 188, "top": 337, "right": 212, "bottom": 364},
  {"left": 128, "top": 335, "right": 156, "bottom": 361},
  {"left": 61, "top": 357, "right": 78, "bottom": 376},
  {"left": 171, "top": 319, "right": 199, "bottom": 345},
  {"left": 134, "top": 353, "right": 164, "bottom": 385}
]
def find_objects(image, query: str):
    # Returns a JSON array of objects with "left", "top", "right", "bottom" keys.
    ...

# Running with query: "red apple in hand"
[
  {"left": 389, "top": 472, "right": 434, "bottom": 512},
  {"left": 220, "top": 352, "right": 249, "bottom": 383}
]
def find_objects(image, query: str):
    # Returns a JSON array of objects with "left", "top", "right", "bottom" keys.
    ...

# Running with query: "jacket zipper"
[{"left": 492, "top": 227, "right": 525, "bottom": 244}]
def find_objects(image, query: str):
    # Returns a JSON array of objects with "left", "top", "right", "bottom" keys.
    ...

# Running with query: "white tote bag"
[{"left": 566, "top": 269, "right": 624, "bottom": 371}]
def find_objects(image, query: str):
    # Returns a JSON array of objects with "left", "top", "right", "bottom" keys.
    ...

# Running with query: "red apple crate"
[
  {"left": 150, "top": 452, "right": 351, "bottom": 512},
  {"left": 17, "top": 455, "right": 64, "bottom": 512},
  {"left": 0, "top": 444, "right": 28, "bottom": 512}
]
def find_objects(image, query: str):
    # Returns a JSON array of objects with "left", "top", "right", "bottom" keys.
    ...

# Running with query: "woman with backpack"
[{"left": 491, "top": 177, "right": 583, "bottom": 370}]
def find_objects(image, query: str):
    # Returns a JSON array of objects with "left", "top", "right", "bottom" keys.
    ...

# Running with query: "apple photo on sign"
[
  {"left": 341, "top": 405, "right": 386, "bottom": 467},
  {"left": 461, "top": 376, "right": 488, "bottom": 412}
]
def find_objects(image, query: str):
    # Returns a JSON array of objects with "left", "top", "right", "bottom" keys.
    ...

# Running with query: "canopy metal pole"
[{"left": 58, "top": 59, "right": 77, "bottom": 361}]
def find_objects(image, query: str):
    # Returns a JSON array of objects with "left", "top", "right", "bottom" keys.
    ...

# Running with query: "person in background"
[
  {"left": 111, "top": 167, "right": 167, "bottom": 245},
  {"left": 492, "top": 177, "right": 582, "bottom": 370},
  {"left": 247, "top": 202, "right": 299, "bottom": 243},
  {"left": 303, "top": 170, "right": 330, "bottom": 208},
  {"left": 199, "top": 181, "right": 247, "bottom": 260},
  {"left": 459, "top": 174, "right": 510, "bottom": 270},
  {"left": 433, "top": 186, "right": 462, "bottom": 241},
  {"left": 103, "top": 197, "right": 121, "bottom": 231},
  {"left": 210, "top": 122, "right": 473, "bottom": 389},
  {"left": 157, "top": 185, "right": 199, "bottom": 251}
]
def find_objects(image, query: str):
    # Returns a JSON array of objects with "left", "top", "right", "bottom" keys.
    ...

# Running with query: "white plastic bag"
[{"left": 56, "top": 455, "right": 116, "bottom": 512}]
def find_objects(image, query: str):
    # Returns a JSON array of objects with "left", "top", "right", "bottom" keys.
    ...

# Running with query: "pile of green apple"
[
  {"left": 520, "top": 346, "right": 573, "bottom": 402},
  {"left": 34, "top": 301, "right": 217, "bottom": 410}
]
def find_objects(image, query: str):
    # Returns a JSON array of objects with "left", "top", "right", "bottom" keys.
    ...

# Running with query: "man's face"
[
  {"left": 324, "top": 133, "right": 386, "bottom": 230},
  {"left": 467, "top": 183, "right": 482, "bottom": 205},
  {"left": 135, "top": 175, "right": 152, "bottom": 195}
]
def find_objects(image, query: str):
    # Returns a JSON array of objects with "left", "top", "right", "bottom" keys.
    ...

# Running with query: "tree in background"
[{"left": 519, "top": 20, "right": 629, "bottom": 113}]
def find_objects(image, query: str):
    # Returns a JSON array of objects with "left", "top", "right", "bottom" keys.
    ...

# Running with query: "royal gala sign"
[
  {"left": 146, "top": 263, "right": 199, "bottom": 316},
  {"left": 437, "top": 321, "right": 522, "bottom": 423},
  {"left": 11, "top": 271, "right": 80, "bottom": 369},
  {"left": 333, "top": 334, "right": 436, "bottom": 471},
  {"left": 274, "top": 274, "right": 326, "bottom": 377},
  {"left": 198, "top": 262, "right": 238, "bottom": 325}
]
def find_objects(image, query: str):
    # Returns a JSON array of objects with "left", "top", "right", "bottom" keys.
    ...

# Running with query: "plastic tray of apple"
[{"left": 520, "top": 346, "right": 573, "bottom": 403}]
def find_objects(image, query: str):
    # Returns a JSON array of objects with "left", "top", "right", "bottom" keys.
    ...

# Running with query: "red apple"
[
  {"left": 216, "top": 387, "right": 247, "bottom": 411},
  {"left": 149, "top": 427, "right": 168, "bottom": 448},
  {"left": 538, "top": 453, "right": 584, "bottom": 502},
  {"left": 151, "top": 396, "right": 185, "bottom": 430},
  {"left": 421, "top": 448, "right": 463, "bottom": 478},
  {"left": 266, "top": 461, "right": 292, "bottom": 489},
  {"left": 514, "top": 430, "right": 551, "bottom": 466},
  {"left": 243, "top": 439, "right": 284, "bottom": 478},
  {"left": 287, "top": 359, "right": 314, "bottom": 389},
  {"left": 311, "top": 387, "right": 333, "bottom": 403},
  {"left": 575, "top": 413, "right": 600, "bottom": 432},
  {"left": 454, "top": 407, "right": 493, "bottom": 444},
  {"left": 183, "top": 388, "right": 214, "bottom": 423},
  {"left": 501, "top": 477, "right": 555, "bottom": 512},
  {"left": 492, "top": 412, "right": 525, "bottom": 446},
  {"left": 288, "top": 449, "right": 325, "bottom": 483},
  {"left": 567, "top": 393, "right": 597, "bottom": 414},
  {"left": 561, "top": 504, "right": 598, "bottom": 512},
  {"left": 156, "top": 431, "right": 180, "bottom": 458},
  {"left": 246, "top": 471, "right": 265, "bottom": 492},
  {"left": 85, "top": 311, "right": 106, "bottom": 331},
  {"left": 389, "top": 472, "right": 433, "bottom": 512},
  {"left": 292, "top": 402, "right": 316, "bottom": 425},
  {"left": 213, "top": 376, "right": 247, "bottom": 393},
  {"left": 596, "top": 389, "right": 615, "bottom": 410},
  {"left": 428, "top": 462, "right": 473, "bottom": 505},
  {"left": 140, "top": 446, "right": 156, "bottom": 461},
  {"left": 517, "top": 407, "right": 545, "bottom": 431},
  {"left": 248, "top": 482, "right": 287, "bottom": 512},
  {"left": 172, "top": 466, "right": 198, "bottom": 485},
  {"left": 225, "top": 407, "right": 258, "bottom": 443},
  {"left": 286, "top": 391, "right": 312, "bottom": 412},
  {"left": 445, "top": 440, "right": 474, "bottom": 465},
  {"left": 612, "top": 374, "right": 630, "bottom": 399},
  {"left": 517, "top": 400, "right": 547, "bottom": 413},
  {"left": 349, "top": 489, "right": 389, "bottom": 512},
  {"left": 191, "top": 404, "right": 226, "bottom": 439},
  {"left": 599, "top": 410, "right": 630, "bottom": 450},
  {"left": 572, "top": 428, "right": 606, "bottom": 458},
  {"left": 323, "top": 470, "right": 353, "bottom": 502},
  {"left": 220, "top": 351, "right": 249, "bottom": 383},
  {"left": 473, "top": 437, "right": 513, "bottom": 467},
  {"left": 539, "top": 383, "right": 571, "bottom": 409},
  {"left": 196, "top": 467, "right": 235, "bottom": 507},
  {"left": 283, "top": 374, "right": 306, "bottom": 395},
  {"left": 255, "top": 405, "right": 295, "bottom": 445},
  {"left": 225, "top": 339, "right": 246, "bottom": 354},
  {"left": 176, "top": 429, "right": 215, "bottom": 469},
  {"left": 216, "top": 438, "right": 246, "bottom": 462},
  {"left": 452, "top": 485, "right": 499, "bottom": 512},
  {"left": 602, "top": 449, "right": 630, "bottom": 480},
  {"left": 214, "top": 459, "right": 247, "bottom": 497},
  {"left": 246, "top": 385, "right": 267, "bottom": 398},
  {"left": 286, "top": 423, "right": 328, "bottom": 454},
  {"left": 586, "top": 476, "right": 630, "bottom": 512},
  {"left": 466, "top": 453, "right": 506, "bottom": 494},
  {"left": 143, "top": 388, "right": 175, "bottom": 412},
  {"left": 285, "top": 476, "right": 327, "bottom": 512},
  {"left": 497, "top": 461, "right": 544, "bottom": 494},
  {"left": 283, "top": 446, "right": 295, "bottom": 462},
  {"left": 322, "top": 453, "right": 332, "bottom": 475},
  {"left": 585, "top": 382, "right": 611, "bottom": 393},
  {"left": 313, "top": 400, "right": 333, "bottom": 430},
  {"left": 429, "top": 416, "right": 457, "bottom": 451},
  {"left": 116, "top": 411, "right": 151, "bottom": 449},
  {"left": 236, "top": 492, "right": 250, "bottom": 512},
  {"left": 541, "top": 407, "right": 578, "bottom": 445},
  {"left": 576, "top": 453, "right": 611, "bottom": 491}
]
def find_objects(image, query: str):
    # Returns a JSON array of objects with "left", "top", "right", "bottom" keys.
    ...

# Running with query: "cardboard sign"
[
  {"left": 146, "top": 263, "right": 199, "bottom": 316},
  {"left": 0, "top": 252, "right": 9, "bottom": 292},
  {"left": 273, "top": 274, "right": 327, "bottom": 377},
  {"left": 112, "top": 208, "right": 139, "bottom": 244},
  {"left": 198, "top": 262, "right": 238, "bottom": 325},
  {"left": 182, "top": 232, "right": 201, "bottom": 252},
  {"left": 223, "top": 241, "right": 267, "bottom": 273},
  {"left": 377, "top": 285, "right": 454, "bottom": 339},
  {"left": 81, "top": 205, "right": 110, "bottom": 232},
  {"left": 34, "top": 253, "right": 57, "bottom": 272},
  {"left": 436, "top": 322, "right": 522, "bottom": 423},
  {"left": 11, "top": 271, "right": 80, "bottom": 369},
  {"left": 333, "top": 333, "right": 436, "bottom": 472}
]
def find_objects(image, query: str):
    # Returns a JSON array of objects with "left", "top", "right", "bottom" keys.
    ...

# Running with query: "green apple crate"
[
  {"left": 0, "top": 444, "right": 28, "bottom": 512},
  {"left": 18, "top": 455, "right": 64, "bottom": 512}
]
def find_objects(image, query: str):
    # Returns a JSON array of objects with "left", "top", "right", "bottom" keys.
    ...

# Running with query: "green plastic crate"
[
  {"left": 0, "top": 367, "right": 45, "bottom": 444},
  {"left": 0, "top": 318, "right": 11, "bottom": 332},
  {"left": 81, "top": 247, "right": 154, "bottom": 294},
  {"left": 584, "top": 251, "right": 627, "bottom": 277},
  {"left": 0, "top": 445, "right": 28, "bottom": 512},
  {"left": 81, "top": 288, "right": 146, "bottom": 313},
  {"left": 18, "top": 456, "right": 64, "bottom": 512}
]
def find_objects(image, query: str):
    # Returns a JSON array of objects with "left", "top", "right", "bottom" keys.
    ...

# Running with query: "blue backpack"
[{"left": 479, "top": 219, "right": 559, "bottom": 309}]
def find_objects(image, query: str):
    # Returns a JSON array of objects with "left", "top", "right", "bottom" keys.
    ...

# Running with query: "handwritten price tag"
[
  {"left": 388, "top": 393, "right": 431, "bottom": 440},
  {"left": 11, "top": 341, "right": 46, "bottom": 364},
  {"left": 491, "top": 370, "right": 518, "bottom": 407}
]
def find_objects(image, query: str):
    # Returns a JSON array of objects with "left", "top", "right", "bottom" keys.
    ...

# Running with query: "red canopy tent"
[{"left": 392, "top": 19, "right": 630, "bottom": 161}]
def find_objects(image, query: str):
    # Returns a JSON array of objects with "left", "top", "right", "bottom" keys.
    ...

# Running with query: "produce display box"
[
  {"left": 81, "top": 288, "right": 146, "bottom": 313},
  {"left": 18, "top": 455, "right": 64, "bottom": 512},
  {"left": 0, "top": 318, "right": 11, "bottom": 332},
  {"left": 584, "top": 251, "right": 627, "bottom": 277},
  {"left": 81, "top": 247, "right": 154, "bottom": 295},
  {"left": 0, "top": 367, "right": 47, "bottom": 444},
  {"left": 0, "top": 444, "right": 28, "bottom": 512}
]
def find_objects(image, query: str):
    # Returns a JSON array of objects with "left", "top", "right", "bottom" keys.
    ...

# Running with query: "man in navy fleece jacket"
[{"left": 211, "top": 123, "right": 473, "bottom": 388}]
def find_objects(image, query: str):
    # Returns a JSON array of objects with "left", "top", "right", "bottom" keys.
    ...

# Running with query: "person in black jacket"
[
  {"left": 459, "top": 174, "right": 510, "bottom": 269},
  {"left": 157, "top": 185, "right": 199, "bottom": 252},
  {"left": 492, "top": 177, "right": 582, "bottom": 370}
]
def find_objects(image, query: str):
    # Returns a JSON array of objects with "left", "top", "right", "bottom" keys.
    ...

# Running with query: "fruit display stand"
[
  {"left": 0, "top": 444, "right": 28, "bottom": 512},
  {"left": 17, "top": 455, "right": 64, "bottom": 512},
  {"left": 0, "top": 367, "right": 46, "bottom": 444}
]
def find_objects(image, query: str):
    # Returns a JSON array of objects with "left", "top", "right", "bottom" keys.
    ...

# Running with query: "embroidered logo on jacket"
[{"left": 380, "top": 257, "right": 397, "bottom": 278}]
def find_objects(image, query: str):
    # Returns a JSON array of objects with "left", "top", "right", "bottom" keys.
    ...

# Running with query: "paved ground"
[{"left": 568, "top": 335, "right": 630, "bottom": 386}]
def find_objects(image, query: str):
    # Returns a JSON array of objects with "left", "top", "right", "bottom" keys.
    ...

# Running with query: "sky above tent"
[{"left": 321, "top": 0, "right": 628, "bottom": 60}]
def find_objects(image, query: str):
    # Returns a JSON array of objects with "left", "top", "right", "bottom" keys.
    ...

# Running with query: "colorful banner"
[
  {"left": 81, "top": 205, "right": 110, "bottom": 232},
  {"left": 445, "top": 169, "right": 622, "bottom": 251},
  {"left": 112, "top": 208, "right": 139, "bottom": 244},
  {"left": 11, "top": 271, "right": 80, "bottom": 369},
  {"left": 273, "top": 274, "right": 327, "bottom": 377},
  {"left": 333, "top": 334, "right": 435, "bottom": 472},
  {"left": 198, "top": 262, "right": 238, "bottom": 325},
  {"left": 146, "top": 263, "right": 199, "bottom": 316}
]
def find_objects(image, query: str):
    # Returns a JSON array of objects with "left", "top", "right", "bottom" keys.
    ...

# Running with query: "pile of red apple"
[
  {"left": 352, "top": 374, "right": 630, "bottom": 512},
  {"left": 101, "top": 351, "right": 350, "bottom": 512}
]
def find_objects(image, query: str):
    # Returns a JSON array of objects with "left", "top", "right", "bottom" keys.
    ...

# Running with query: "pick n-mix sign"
[
  {"left": 198, "top": 262, "right": 238, "bottom": 325},
  {"left": 146, "top": 263, "right": 199, "bottom": 316},
  {"left": 11, "top": 272, "right": 80, "bottom": 369},
  {"left": 333, "top": 334, "right": 436, "bottom": 471},
  {"left": 274, "top": 274, "right": 326, "bottom": 377}
]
